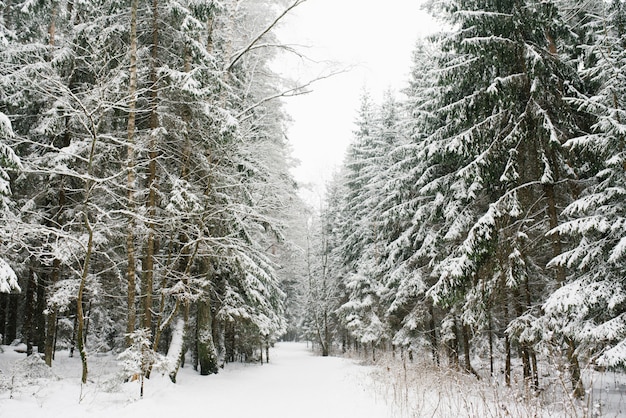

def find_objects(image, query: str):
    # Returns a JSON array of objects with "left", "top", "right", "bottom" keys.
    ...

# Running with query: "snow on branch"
[{"left": 0, "top": 258, "right": 20, "bottom": 293}]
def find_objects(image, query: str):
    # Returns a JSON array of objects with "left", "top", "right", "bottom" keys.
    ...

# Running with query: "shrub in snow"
[
  {"left": 0, "top": 353, "right": 58, "bottom": 397},
  {"left": 117, "top": 328, "right": 170, "bottom": 397}
]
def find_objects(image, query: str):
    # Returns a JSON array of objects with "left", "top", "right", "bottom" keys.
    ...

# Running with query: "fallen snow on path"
[{"left": 0, "top": 342, "right": 392, "bottom": 418}]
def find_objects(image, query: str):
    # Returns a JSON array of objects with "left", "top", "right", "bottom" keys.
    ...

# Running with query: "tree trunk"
[
  {"left": 213, "top": 306, "right": 225, "bottom": 368},
  {"left": 45, "top": 259, "right": 61, "bottom": 366},
  {"left": 48, "top": 4, "right": 56, "bottom": 46},
  {"left": 76, "top": 211, "right": 94, "bottom": 384},
  {"left": 504, "top": 293, "right": 511, "bottom": 386},
  {"left": 35, "top": 277, "right": 46, "bottom": 351},
  {"left": 125, "top": 0, "right": 139, "bottom": 346},
  {"left": 488, "top": 309, "right": 494, "bottom": 377},
  {"left": 23, "top": 263, "right": 36, "bottom": 355},
  {"left": 75, "top": 86, "right": 101, "bottom": 385},
  {"left": 462, "top": 323, "right": 480, "bottom": 379},
  {"left": 322, "top": 310, "right": 330, "bottom": 357},
  {"left": 167, "top": 318, "right": 187, "bottom": 383},
  {"left": 530, "top": 349, "right": 539, "bottom": 390},
  {"left": 505, "top": 334, "right": 511, "bottom": 387},
  {"left": 0, "top": 293, "right": 5, "bottom": 344},
  {"left": 197, "top": 298, "right": 218, "bottom": 375},
  {"left": 448, "top": 318, "right": 459, "bottom": 369},
  {"left": 5, "top": 295, "right": 17, "bottom": 344},
  {"left": 428, "top": 304, "right": 440, "bottom": 366},
  {"left": 566, "top": 336, "right": 585, "bottom": 399},
  {"left": 143, "top": 0, "right": 160, "bottom": 336}
]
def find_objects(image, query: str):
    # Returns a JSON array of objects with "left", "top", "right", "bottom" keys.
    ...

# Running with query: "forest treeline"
[
  {"left": 1, "top": 0, "right": 626, "bottom": 402},
  {"left": 301, "top": 0, "right": 626, "bottom": 399},
  {"left": 0, "top": 0, "right": 308, "bottom": 383}
]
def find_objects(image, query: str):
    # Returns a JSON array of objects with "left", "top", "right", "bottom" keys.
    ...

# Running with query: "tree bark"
[
  {"left": 504, "top": 297, "right": 511, "bottom": 386},
  {"left": 428, "top": 304, "right": 439, "bottom": 366},
  {"left": 197, "top": 298, "right": 218, "bottom": 375},
  {"left": 5, "top": 294, "right": 17, "bottom": 343},
  {"left": 566, "top": 336, "right": 585, "bottom": 399},
  {"left": 142, "top": 0, "right": 160, "bottom": 336},
  {"left": 77, "top": 211, "right": 94, "bottom": 384},
  {"left": 45, "top": 259, "right": 61, "bottom": 366},
  {"left": 125, "top": 0, "right": 139, "bottom": 347},
  {"left": 35, "top": 277, "right": 46, "bottom": 351},
  {"left": 48, "top": 4, "right": 57, "bottom": 46},
  {"left": 462, "top": 323, "right": 480, "bottom": 379},
  {"left": 167, "top": 318, "right": 186, "bottom": 383},
  {"left": 23, "top": 263, "right": 36, "bottom": 355},
  {"left": 0, "top": 294, "right": 6, "bottom": 344}
]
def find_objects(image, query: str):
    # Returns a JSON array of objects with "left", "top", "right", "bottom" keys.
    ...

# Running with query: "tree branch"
[
  {"left": 237, "top": 67, "right": 352, "bottom": 120},
  {"left": 226, "top": 0, "right": 307, "bottom": 72}
]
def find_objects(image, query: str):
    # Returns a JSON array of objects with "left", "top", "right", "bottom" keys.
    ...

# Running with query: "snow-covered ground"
[
  {"left": 3, "top": 342, "right": 626, "bottom": 417},
  {"left": 0, "top": 342, "right": 392, "bottom": 418}
]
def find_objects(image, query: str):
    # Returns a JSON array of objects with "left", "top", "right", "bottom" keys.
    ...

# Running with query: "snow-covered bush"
[{"left": 117, "top": 328, "right": 170, "bottom": 397}]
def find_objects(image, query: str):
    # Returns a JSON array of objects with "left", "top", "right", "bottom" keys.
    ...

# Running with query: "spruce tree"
[
  {"left": 543, "top": 0, "right": 626, "bottom": 370},
  {"left": 424, "top": 0, "right": 586, "bottom": 392}
]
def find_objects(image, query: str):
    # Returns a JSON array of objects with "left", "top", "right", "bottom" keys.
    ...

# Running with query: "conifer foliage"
[
  {"left": 0, "top": 0, "right": 304, "bottom": 385},
  {"left": 308, "top": 0, "right": 626, "bottom": 401}
]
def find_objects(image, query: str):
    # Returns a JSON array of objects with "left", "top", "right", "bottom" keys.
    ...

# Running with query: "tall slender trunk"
[
  {"left": 0, "top": 294, "right": 6, "bottom": 344},
  {"left": 125, "top": 0, "right": 139, "bottom": 347},
  {"left": 197, "top": 297, "right": 218, "bottom": 375},
  {"left": 77, "top": 210, "right": 93, "bottom": 384},
  {"left": 23, "top": 263, "right": 36, "bottom": 355},
  {"left": 143, "top": 0, "right": 160, "bottom": 334},
  {"left": 35, "top": 279, "right": 46, "bottom": 350},
  {"left": 523, "top": 276, "right": 539, "bottom": 390},
  {"left": 488, "top": 309, "right": 494, "bottom": 377},
  {"left": 545, "top": 183, "right": 583, "bottom": 396},
  {"left": 462, "top": 323, "right": 480, "bottom": 379},
  {"left": 48, "top": 4, "right": 57, "bottom": 46},
  {"left": 504, "top": 297, "right": 511, "bottom": 386},
  {"left": 45, "top": 260, "right": 61, "bottom": 365},
  {"left": 448, "top": 318, "right": 459, "bottom": 369},
  {"left": 428, "top": 304, "right": 439, "bottom": 366},
  {"left": 75, "top": 89, "right": 101, "bottom": 384}
]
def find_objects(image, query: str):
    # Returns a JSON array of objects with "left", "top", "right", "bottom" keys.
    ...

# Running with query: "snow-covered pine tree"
[
  {"left": 542, "top": 0, "right": 626, "bottom": 371},
  {"left": 378, "top": 39, "right": 445, "bottom": 363},
  {"left": 1, "top": 0, "right": 138, "bottom": 380},
  {"left": 334, "top": 91, "right": 402, "bottom": 357},
  {"left": 0, "top": 0, "right": 302, "bottom": 384},
  {"left": 0, "top": 111, "right": 20, "bottom": 294},
  {"left": 423, "top": 0, "right": 586, "bottom": 392}
]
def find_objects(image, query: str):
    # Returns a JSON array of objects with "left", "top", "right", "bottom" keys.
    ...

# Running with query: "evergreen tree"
[
  {"left": 0, "top": 111, "right": 20, "bottom": 294},
  {"left": 542, "top": 0, "right": 626, "bottom": 369},
  {"left": 420, "top": 0, "right": 586, "bottom": 392}
]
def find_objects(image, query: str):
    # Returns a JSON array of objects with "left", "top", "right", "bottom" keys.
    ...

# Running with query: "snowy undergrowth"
[{"left": 353, "top": 351, "right": 626, "bottom": 418}]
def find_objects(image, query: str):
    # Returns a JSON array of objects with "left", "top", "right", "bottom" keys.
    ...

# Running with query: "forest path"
[
  {"left": 108, "top": 342, "right": 391, "bottom": 418},
  {"left": 2, "top": 342, "right": 393, "bottom": 418}
]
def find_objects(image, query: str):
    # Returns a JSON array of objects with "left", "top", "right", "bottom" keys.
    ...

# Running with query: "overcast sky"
[{"left": 275, "top": 0, "right": 438, "bottom": 205}]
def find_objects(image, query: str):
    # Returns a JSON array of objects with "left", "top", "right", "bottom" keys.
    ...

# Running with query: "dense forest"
[
  {"left": 0, "top": 0, "right": 309, "bottom": 383},
  {"left": 1, "top": 0, "right": 625, "bottom": 403},
  {"left": 300, "top": 0, "right": 626, "bottom": 400}
]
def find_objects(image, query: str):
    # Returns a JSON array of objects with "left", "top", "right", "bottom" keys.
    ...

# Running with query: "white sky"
[{"left": 275, "top": 0, "right": 438, "bottom": 205}]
